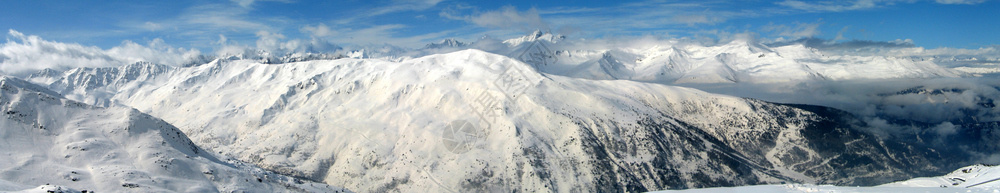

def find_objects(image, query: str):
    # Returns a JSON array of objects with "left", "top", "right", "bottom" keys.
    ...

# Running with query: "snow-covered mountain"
[
  {"left": 332, "top": 31, "right": 960, "bottom": 85},
  {"left": 530, "top": 39, "right": 960, "bottom": 84},
  {"left": 25, "top": 61, "right": 173, "bottom": 107},
  {"left": 0, "top": 76, "right": 343, "bottom": 192},
  {"left": 24, "top": 49, "right": 970, "bottom": 192},
  {"left": 423, "top": 39, "right": 467, "bottom": 49},
  {"left": 490, "top": 32, "right": 1000, "bottom": 126},
  {"left": 76, "top": 30, "right": 968, "bottom": 86},
  {"left": 502, "top": 30, "right": 565, "bottom": 47}
]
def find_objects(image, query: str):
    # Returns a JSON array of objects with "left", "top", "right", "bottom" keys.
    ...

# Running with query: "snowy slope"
[
  {"left": 25, "top": 61, "right": 174, "bottom": 107},
  {"left": 653, "top": 164, "right": 1000, "bottom": 192},
  {"left": 0, "top": 76, "right": 343, "bottom": 192},
  {"left": 881, "top": 164, "right": 1000, "bottom": 188},
  {"left": 25, "top": 49, "right": 964, "bottom": 192},
  {"left": 651, "top": 183, "right": 1000, "bottom": 193}
]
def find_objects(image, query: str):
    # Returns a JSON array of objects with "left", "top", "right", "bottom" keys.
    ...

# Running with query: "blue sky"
[{"left": 1, "top": 0, "right": 997, "bottom": 51}]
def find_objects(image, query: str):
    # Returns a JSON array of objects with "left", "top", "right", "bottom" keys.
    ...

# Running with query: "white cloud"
[
  {"left": 933, "top": 122, "right": 960, "bottom": 136},
  {"left": 255, "top": 31, "right": 287, "bottom": 53},
  {"left": 230, "top": 0, "right": 293, "bottom": 8},
  {"left": 231, "top": 0, "right": 255, "bottom": 8},
  {"left": 109, "top": 38, "right": 202, "bottom": 66},
  {"left": 439, "top": 2, "right": 758, "bottom": 40},
  {"left": 935, "top": 0, "right": 988, "bottom": 4},
  {"left": 776, "top": 0, "right": 888, "bottom": 12},
  {"left": 116, "top": 3, "right": 277, "bottom": 49},
  {"left": 537, "top": 7, "right": 602, "bottom": 15},
  {"left": 370, "top": 0, "right": 444, "bottom": 16},
  {"left": 301, "top": 23, "right": 336, "bottom": 37},
  {"left": 180, "top": 4, "right": 269, "bottom": 31},
  {"left": 672, "top": 15, "right": 718, "bottom": 26},
  {"left": 792, "top": 38, "right": 1000, "bottom": 58},
  {"left": 776, "top": 0, "right": 986, "bottom": 12},
  {"left": 217, "top": 34, "right": 229, "bottom": 46},
  {"left": 832, "top": 26, "right": 849, "bottom": 42},
  {"left": 301, "top": 23, "right": 454, "bottom": 48},
  {"left": 889, "top": 38, "right": 914, "bottom": 45},
  {"left": 443, "top": 6, "right": 549, "bottom": 31},
  {"left": 634, "top": 2, "right": 763, "bottom": 27},
  {"left": 329, "top": 0, "right": 445, "bottom": 26},
  {"left": 0, "top": 30, "right": 201, "bottom": 76},
  {"left": 212, "top": 30, "right": 341, "bottom": 55},
  {"left": 213, "top": 40, "right": 249, "bottom": 57},
  {"left": 762, "top": 22, "right": 822, "bottom": 38},
  {"left": 142, "top": 22, "right": 164, "bottom": 31}
]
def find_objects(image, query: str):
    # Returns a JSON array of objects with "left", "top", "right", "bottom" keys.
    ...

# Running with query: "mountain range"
[
  {"left": 1, "top": 31, "right": 997, "bottom": 192},
  {"left": 16, "top": 48, "right": 980, "bottom": 192}
]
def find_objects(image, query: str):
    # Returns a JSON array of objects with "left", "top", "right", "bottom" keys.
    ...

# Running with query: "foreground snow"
[
  {"left": 881, "top": 164, "right": 1000, "bottom": 188},
  {"left": 0, "top": 77, "right": 344, "bottom": 192},
  {"left": 655, "top": 164, "right": 1000, "bottom": 193},
  {"left": 654, "top": 184, "right": 1000, "bottom": 193}
]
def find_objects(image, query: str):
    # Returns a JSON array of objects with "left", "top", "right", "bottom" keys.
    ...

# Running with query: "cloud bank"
[
  {"left": 0, "top": 30, "right": 201, "bottom": 76},
  {"left": 777, "top": 0, "right": 991, "bottom": 12}
]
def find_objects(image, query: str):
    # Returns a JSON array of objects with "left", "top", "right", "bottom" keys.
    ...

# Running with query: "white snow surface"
[
  {"left": 653, "top": 164, "right": 1000, "bottom": 193},
  {"left": 0, "top": 76, "right": 344, "bottom": 192},
  {"left": 881, "top": 164, "right": 1000, "bottom": 188},
  {"left": 18, "top": 49, "right": 967, "bottom": 192}
]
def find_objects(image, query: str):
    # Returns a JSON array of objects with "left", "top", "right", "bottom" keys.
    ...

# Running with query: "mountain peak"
[
  {"left": 503, "top": 30, "right": 566, "bottom": 47},
  {"left": 423, "top": 38, "right": 467, "bottom": 49},
  {"left": 0, "top": 75, "right": 62, "bottom": 97},
  {"left": 719, "top": 39, "right": 773, "bottom": 54},
  {"left": 529, "top": 29, "right": 544, "bottom": 37}
]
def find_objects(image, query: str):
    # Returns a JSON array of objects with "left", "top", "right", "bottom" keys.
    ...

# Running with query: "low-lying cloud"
[
  {"left": 0, "top": 30, "right": 202, "bottom": 76},
  {"left": 768, "top": 37, "right": 917, "bottom": 50},
  {"left": 934, "top": 0, "right": 989, "bottom": 4}
]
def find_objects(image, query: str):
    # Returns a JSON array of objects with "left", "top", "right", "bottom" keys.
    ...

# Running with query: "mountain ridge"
[
  {"left": 19, "top": 49, "right": 969, "bottom": 192},
  {"left": 0, "top": 75, "right": 345, "bottom": 192}
]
